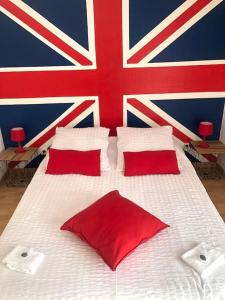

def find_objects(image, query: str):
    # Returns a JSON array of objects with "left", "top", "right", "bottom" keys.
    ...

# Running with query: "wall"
[
  {"left": 218, "top": 105, "right": 225, "bottom": 170},
  {"left": 220, "top": 107, "right": 225, "bottom": 143},
  {"left": 0, "top": 0, "right": 225, "bottom": 166},
  {"left": 0, "top": 129, "right": 6, "bottom": 180}
]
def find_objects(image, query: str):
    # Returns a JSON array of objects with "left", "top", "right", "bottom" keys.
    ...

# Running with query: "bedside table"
[
  {"left": 190, "top": 141, "right": 225, "bottom": 180},
  {"left": 0, "top": 147, "right": 38, "bottom": 186}
]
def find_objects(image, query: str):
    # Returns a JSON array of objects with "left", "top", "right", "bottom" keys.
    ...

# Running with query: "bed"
[{"left": 0, "top": 135, "right": 225, "bottom": 299}]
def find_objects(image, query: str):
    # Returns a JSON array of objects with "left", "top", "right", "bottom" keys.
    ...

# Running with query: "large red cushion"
[
  {"left": 124, "top": 150, "right": 180, "bottom": 176},
  {"left": 61, "top": 190, "right": 169, "bottom": 270},
  {"left": 46, "top": 148, "right": 101, "bottom": 176}
]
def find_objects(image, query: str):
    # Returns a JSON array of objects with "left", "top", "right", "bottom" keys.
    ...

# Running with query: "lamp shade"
[
  {"left": 10, "top": 127, "right": 25, "bottom": 142},
  {"left": 198, "top": 121, "right": 213, "bottom": 137}
]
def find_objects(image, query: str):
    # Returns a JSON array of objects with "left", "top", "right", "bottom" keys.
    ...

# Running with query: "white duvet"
[{"left": 0, "top": 138, "right": 225, "bottom": 300}]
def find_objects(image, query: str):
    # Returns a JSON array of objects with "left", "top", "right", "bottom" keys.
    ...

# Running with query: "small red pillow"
[
  {"left": 46, "top": 148, "right": 101, "bottom": 176},
  {"left": 61, "top": 190, "right": 169, "bottom": 270},
  {"left": 124, "top": 150, "right": 180, "bottom": 176}
]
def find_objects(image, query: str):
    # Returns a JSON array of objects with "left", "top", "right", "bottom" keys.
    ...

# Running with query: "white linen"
[
  {"left": 51, "top": 127, "right": 110, "bottom": 171},
  {"left": 116, "top": 126, "right": 175, "bottom": 170},
  {"left": 2, "top": 245, "right": 44, "bottom": 275},
  {"left": 0, "top": 137, "right": 225, "bottom": 299},
  {"left": 182, "top": 242, "right": 225, "bottom": 280}
]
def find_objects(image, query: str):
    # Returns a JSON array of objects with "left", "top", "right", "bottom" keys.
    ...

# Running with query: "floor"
[
  {"left": 0, "top": 178, "right": 225, "bottom": 235},
  {"left": 202, "top": 179, "right": 225, "bottom": 221},
  {"left": 0, "top": 185, "right": 25, "bottom": 234}
]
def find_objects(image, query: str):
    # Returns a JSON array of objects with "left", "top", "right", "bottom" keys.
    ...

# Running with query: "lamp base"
[
  {"left": 15, "top": 146, "right": 26, "bottom": 153},
  {"left": 199, "top": 140, "right": 209, "bottom": 148}
]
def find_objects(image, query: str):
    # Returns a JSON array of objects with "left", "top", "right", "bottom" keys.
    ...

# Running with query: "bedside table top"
[
  {"left": 0, "top": 147, "right": 38, "bottom": 161},
  {"left": 190, "top": 140, "right": 225, "bottom": 155}
]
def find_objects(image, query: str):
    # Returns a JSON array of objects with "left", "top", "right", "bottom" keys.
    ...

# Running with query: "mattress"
[{"left": 0, "top": 138, "right": 225, "bottom": 300}]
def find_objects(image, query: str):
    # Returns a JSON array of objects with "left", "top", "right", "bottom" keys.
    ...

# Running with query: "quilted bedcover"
[{"left": 0, "top": 138, "right": 225, "bottom": 299}]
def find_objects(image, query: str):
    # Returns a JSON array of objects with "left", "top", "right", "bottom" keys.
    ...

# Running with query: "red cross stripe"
[{"left": 0, "top": 0, "right": 225, "bottom": 138}]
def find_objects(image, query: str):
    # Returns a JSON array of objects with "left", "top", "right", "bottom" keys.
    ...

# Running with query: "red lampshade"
[
  {"left": 10, "top": 127, "right": 26, "bottom": 153},
  {"left": 10, "top": 127, "right": 25, "bottom": 142},
  {"left": 198, "top": 121, "right": 213, "bottom": 137}
]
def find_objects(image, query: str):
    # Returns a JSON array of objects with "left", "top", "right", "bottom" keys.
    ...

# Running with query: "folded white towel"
[
  {"left": 182, "top": 242, "right": 225, "bottom": 279},
  {"left": 2, "top": 245, "right": 44, "bottom": 274}
]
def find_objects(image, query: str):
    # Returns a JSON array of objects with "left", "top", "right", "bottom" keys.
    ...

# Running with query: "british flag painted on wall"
[{"left": 0, "top": 0, "right": 225, "bottom": 165}]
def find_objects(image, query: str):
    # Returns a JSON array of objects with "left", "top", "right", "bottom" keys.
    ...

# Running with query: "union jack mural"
[{"left": 0, "top": 0, "right": 225, "bottom": 165}]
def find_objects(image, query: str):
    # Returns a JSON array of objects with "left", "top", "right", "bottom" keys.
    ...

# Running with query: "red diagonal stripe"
[
  {"left": 128, "top": 98, "right": 191, "bottom": 143},
  {"left": 128, "top": 98, "right": 216, "bottom": 161},
  {"left": 9, "top": 100, "right": 95, "bottom": 167},
  {"left": 128, "top": 0, "right": 213, "bottom": 64},
  {"left": 31, "top": 100, "right": 95, "bottom": 147},
  {"left": 0, "top": 0, "right": 92, "bottom": 66}
]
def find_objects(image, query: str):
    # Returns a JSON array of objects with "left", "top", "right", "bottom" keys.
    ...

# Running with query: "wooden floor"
[
  {"left": 0, "top": 185, "right": 26, "bottom": 234},
  {"left": 201, "top": 179, "right": 225, "bottom": 221},
  {"left": 0, "top": 179, "right": 225, "bottom": 235}
]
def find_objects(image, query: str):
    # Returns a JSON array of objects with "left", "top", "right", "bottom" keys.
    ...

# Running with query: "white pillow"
[
  {"left": 116, "top": 126, "right": 176, "bottom": 171},
  {"left": 51, "top": 127, "right": 110, "bottom": 171}
]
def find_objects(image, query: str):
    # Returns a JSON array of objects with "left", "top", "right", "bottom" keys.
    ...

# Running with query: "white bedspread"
[{"left": 0, "top": 138, "right": 225, "bottom": 300}]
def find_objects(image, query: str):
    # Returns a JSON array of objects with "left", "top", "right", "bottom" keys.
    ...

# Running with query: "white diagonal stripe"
[{"left": 126, "top": 101, "right": 159, "bottom": 128}]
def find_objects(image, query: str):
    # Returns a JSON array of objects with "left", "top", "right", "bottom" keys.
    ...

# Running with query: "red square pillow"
[
  {"left": 46, "top": 148, "right": 101, "bottom": 176},
  {"left": 61, "top": 190, "right": 169, "bottom": 270},
  {"left": 124, "top": 150, "right": 180, "bottom": 176}
]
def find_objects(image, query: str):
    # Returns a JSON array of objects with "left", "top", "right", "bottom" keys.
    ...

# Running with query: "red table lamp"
[
  {"left": 10, "top": 127, "right": 26, "bottom": 153},
  {"left": 198, "top": 121, "right": 213, "bottom": 148}
]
